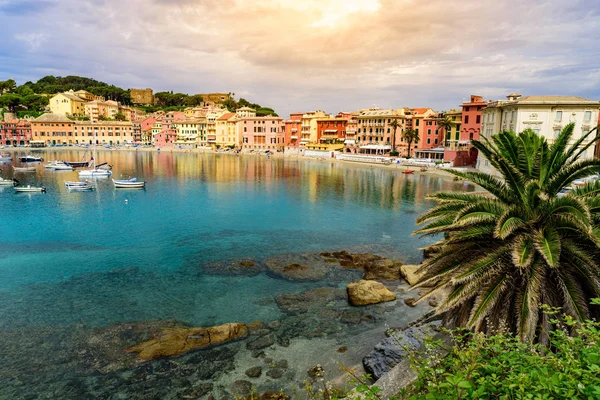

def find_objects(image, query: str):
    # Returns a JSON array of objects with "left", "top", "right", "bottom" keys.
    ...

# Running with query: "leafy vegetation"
[
  {"left": 19, "top": 75, "right": 132, "bottom": 105},
  {"left": 401, "top": 128, "right": 419, "bottom": 158},
  {"left": 402, "top": 304, "right": 600, "bottom": 399},
  {"left": 414, "top": 123, "right": 600, "bottom": 342},
  {"left": 222, "top": 96, "right": 278, "bottom": 116},
  {"left": 0, "top": 79, "right": 49, "bottom": 113}
]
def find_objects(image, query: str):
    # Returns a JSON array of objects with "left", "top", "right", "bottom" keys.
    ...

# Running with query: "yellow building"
[
  {"left": 74, "top": 121, "right": 134, "bottom": 145},
  {"left": 216, "top": 112, "right": 237, "bottom": 147},
  {"left": 49, "top": 90, "right": 87, "bottom": 116},
  {"left": 174, "top": 119, "right": 203, "bottom": 148},
  {"left": 443, "top": 109, "right": 462, "bottom": 148},
  {"left": 205, "top": 110, "right": 228, "bottom": 147},
  {"left": 300, "top": 110, "right": 329, "bottom": 146}
]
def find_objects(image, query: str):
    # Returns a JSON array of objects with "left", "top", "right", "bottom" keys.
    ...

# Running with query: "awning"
[
  {"left": 344, "top": 140, "right": 356, "bottom": 144},
  {"left": 360, "top": 144, "right": 391, "bottom": 150}
]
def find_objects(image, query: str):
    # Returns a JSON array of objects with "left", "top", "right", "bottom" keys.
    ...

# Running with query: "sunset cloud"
[{"left": 1, "top": 0, "right": 599, "bottom": 116}]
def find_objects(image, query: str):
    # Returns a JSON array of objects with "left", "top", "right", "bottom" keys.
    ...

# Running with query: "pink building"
[
  {"left": 0, "top": 120, "right": 32, "bottom": 146},
  {"left": 241, "top": 116, "right": 285, "bottom": 151},
  {"left": 154, "top": 128, "right": 176, "bottom": 148}
]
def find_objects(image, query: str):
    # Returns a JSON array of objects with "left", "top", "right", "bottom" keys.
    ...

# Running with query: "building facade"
[
  {"left": 0, "top": 120, "right": 32, "bottom": 146},
  {"left": 477, "top": 95, "right": 600, "bottom": 174},
  {"left": 30, "top": 113, "right": 75, "bottom": 146},
  {"left": 130, "top": 88, "right": 154, "bottom": 105},
  {"left": 49, "top": 91, "right": 87, "bottom": 116},
  {"left": 240, "top": 115, "right": 285, "bottom": 151}
]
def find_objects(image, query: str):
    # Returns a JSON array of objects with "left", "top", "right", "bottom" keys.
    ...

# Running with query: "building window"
[
  {"left": 554, "top": 129, "right": 561, "bottom": 139},
  {"left": 585, "top": 111, "right": 592, "bottom": 122},
  {"left": 465, "top": 107, "right": 470, "bottom": 112},
  {"left": 476, "top": 115, "right": 481, "bottom": 124},
  {"left": 427, "top": 138, "right": 430, "bottom": 144},
  {"left": 533, "top": 128, "right": 540, "bottom": 135},
  {"left": 427, "top": 129, "right": 431, "bottom": 135},
  {"left": 555, "top": 111, "right": 562, "bottom": 121},
  {"left": 464, "top": 115, "right": 469, "bottom": 124}
]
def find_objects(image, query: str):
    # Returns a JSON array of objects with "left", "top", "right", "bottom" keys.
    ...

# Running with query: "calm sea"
[{"left": 0, "top": 149, "right": 475, "bottom": 398}]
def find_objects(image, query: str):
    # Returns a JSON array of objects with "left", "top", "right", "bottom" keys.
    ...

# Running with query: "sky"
[{"left": 1, "top": 0, "right": 599, "bottom": 118}]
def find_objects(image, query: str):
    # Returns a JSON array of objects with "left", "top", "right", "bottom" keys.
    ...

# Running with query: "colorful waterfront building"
[
  {"left": 216, "top": 112, "right": 237, "bottom": 148},
  {"left": 477, "top": 94, "right": 600, "bottom": 174},
  {"left": 73, "top": 121, "right": 134, "bottom": 145},
  {"left": 239, "top": 109, "right": 285, "bottom": 152},
  {"left": 30, "top": 113, "right": 75, "bottom": 146},
  {"left": 354, "top": 108, "right": 403, "bottom": 155},
  {"left": 306, "top": 113, "right": 349, "bottom": 152},
  {"left": 460, "top": 95, "right": 487, "bottom": 142},
  {"left": 139, "top": 117, "right": 156, "bottom": 145},
  {"left": 300, "top": 111, "right": 329, "bottom": 147},
  {"left": 283, "top": 112, "right": 304, "bottom": 149},
  {"left": 174, "top": 119, "right": 204, "bottom": 148},
  {"left": 0, "top": 119, "right": 32, "bottom": 146}
]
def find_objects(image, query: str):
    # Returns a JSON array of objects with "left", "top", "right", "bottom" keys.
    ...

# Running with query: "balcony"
[{"left": 290, "top": 135, "right": 298, "bottom": 139}]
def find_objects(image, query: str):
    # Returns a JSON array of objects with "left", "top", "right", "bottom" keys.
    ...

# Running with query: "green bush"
[
  {"left": 402, "top": 304, "right": 600, "bottom": 399},
  {"left": 389, "top": 151, "right": 400, "bottom": 156}
]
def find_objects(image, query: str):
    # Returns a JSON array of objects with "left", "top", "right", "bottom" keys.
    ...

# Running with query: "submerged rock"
[
  {"left": 245, "top": 366, "right": 262, "bottom": 378},
  {"left": 246, "top": 334, "right": 275, "bottom": 350},
  {"left": 265, "top": 253, "right": 330, "bottom": 282},
  {"left": 126, "top": 323, "right": 249, "bottom": 360},
  {"left": 346, "top": 280, "right": 396, "bottom": 306},
  {"left": 230, "top": 380, "right": 253, "bottom": 398},
  {"left": 321, "top": 251, "right": 403, "bottom": 281},
  {"left": 275, "top": 287, "right": 346, "bottom": 314},
  {"left": 363, "top": 321, "right": 442, "bottom": 380},
  {"left": 203, "top": 259, "right": 264, "bottom": 276}
]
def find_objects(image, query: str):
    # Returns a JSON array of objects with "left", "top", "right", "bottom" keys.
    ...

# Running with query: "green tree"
[
  {"left": 0, "top": 93, "right": 23, "bottom": 112},
  {"left": 114, "top": 112, "right": 127, "bottom": 121},
  {"left": 401, "top": 128, "right": 419, "bottom": 158},
  {"left": 414, "top": 124, "right": 600, "bottom": 343},
  {"left": 389, "top": 118, "right": 401, "bottom": 154},
  {"left": 436, "top": 115, "right": 453, "bottom": 147},
  {"left": 0, "top": 79, "right": 17, "bottom": 94}
]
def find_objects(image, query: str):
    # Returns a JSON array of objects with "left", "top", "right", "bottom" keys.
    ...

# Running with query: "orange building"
[{"left": 30, "top": 113, "right": 75, "bottom": 146}]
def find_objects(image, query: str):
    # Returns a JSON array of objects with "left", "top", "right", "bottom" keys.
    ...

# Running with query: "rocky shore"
[{"left": 0, "top": 248, "right": 438, "bottom": 399}]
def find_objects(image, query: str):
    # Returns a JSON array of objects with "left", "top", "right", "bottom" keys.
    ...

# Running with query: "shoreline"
[{"left": 9, "top": 145, "right": 461, "bottom": 180}]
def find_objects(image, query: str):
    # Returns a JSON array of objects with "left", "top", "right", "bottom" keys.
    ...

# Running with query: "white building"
[{"left": 477, "top": 94, "right": 600, "bottom": 174}]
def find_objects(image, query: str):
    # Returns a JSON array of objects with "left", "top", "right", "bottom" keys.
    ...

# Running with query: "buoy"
[{"left": 125, "top": 199, "right": 128, "bottom": 204}]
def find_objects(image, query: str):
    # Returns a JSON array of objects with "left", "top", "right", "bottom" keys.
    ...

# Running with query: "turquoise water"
[{"left": 0, "top": 150, "right": 475, "bottom": 398}]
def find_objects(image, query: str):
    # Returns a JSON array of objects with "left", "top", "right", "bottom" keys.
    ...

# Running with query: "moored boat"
[
  {"left": 14, "top": 185, "right": 46, "bottom": 193},
  {"left": 13, "top": 166, "right": 36, "bottom": 172},
  {"left": 0, "top": 152, "right": 12, "bottom": 161},
  {"left": 67, "top": 182, "right": 94, "bottom": 191},
  {"left": 65, "top": 180, "right": 91, "bottom": 187},
  {"left": 403, "top": 169, "right": 415, "bottom": 174},
  {"left": 0, "top": 177, "right": 16, "bottom": 186},
  {"left": 19, "top": 155, "right": 43, "bottom": 162},
  {"left": 113, "top": 177, "right": 145, "bottom": 188},
  {"left": 45, "top": 161, "right": 74, "bottom": 171},
  {"left": 79, "top": 168, "right": 112, "bottom": 177}
]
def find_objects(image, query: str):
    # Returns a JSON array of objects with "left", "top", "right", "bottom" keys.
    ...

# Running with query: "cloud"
[{"left": 0, "top": 0, "right": 599, "bottom": 117}]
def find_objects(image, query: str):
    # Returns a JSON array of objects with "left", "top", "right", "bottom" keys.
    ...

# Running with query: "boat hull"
[
  {"left": 79, "top": 169, "right": 112, "bottom": 177},
  {"left": 15, "top": 186, "right": 46, "bottom": 193},
  {"left": 112, "top": 179, "right": 145, "bottom": 188},
  {"left": 13, "top": 167, "right": 36, "bottom": 172}
]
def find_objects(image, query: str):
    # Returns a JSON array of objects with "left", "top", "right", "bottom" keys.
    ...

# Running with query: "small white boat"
[
  {"left": 113, "top": 177, "right": 145, "bottom": 188},
  {"left": 67, "top": 183, "right": 94, "bottom": 191},
  {"left": 65, "top": 180, "right": 90, "bottom": 187},
  {"left": 19, "top": 155, "right": 43, "bottom": 162},
  {"left": 13, "top": 166, "right": 36, "bottom": 172},
  {"left": 15, "top": 185, "right": 46, "bottom": 193},
  {"left": 79, "top": 169, "right": 112, "bottom": 178},
  {"left": 0, "top": 177, "right": 16, "bottom": 186},
  {"left": 45, "top": 161, "right": 74, "bottom": 171}
]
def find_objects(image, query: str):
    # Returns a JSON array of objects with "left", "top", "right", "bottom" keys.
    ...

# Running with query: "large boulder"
[
  {"left": 321, "top": 251, "right": 403, "bottom": 281},
  {"left": 346, "top": 280, "right": 396, "bottom": 306},
  {"left": 126, "top": 322, "right": 248, "bottom": 360},
  {"left": 399, "top": 264, "right": 422, "bottom": 286},
  {"left": 363, "top": 321, "right": 442, "bottom": 380}
]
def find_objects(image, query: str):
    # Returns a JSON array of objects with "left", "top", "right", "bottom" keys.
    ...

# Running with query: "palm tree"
[
  {"left": 389, "top": 118, "right": 401, "bottom": 154},
  {"left": 436, "top": 115, "right": 453, "bottom": 147},
  {"left": 401, "top": 128, "right": 419, "bottom": 158},
  {"left": 414, "top": 123, "right": 600, "bottom": 343}
]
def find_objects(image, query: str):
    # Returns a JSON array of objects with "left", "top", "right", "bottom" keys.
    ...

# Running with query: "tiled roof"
[
  {"left": 34, "top": 113, "right": 73, "bottom": 122},
  {"left": 56, "top": 92, "right": 86, "bottom": 102},
  {"left": 217, "top": 112, "right": 235, "bottom": 121}
]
